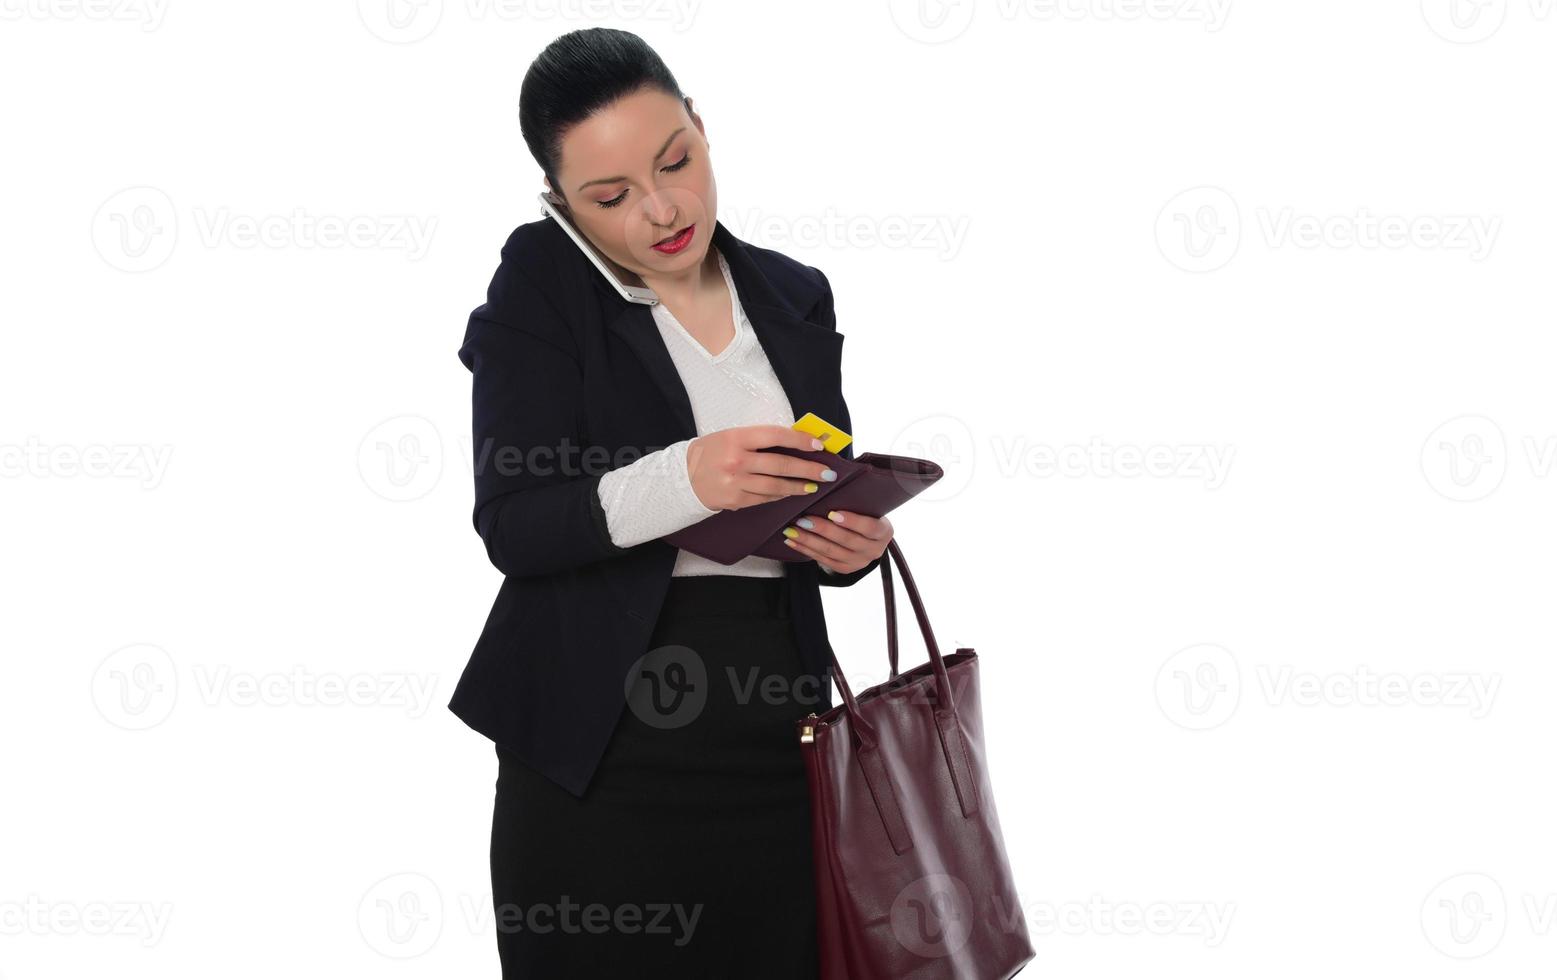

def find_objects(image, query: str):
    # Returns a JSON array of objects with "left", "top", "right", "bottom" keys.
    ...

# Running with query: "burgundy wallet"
[{"left": 661, "top": 447, "right": 944, "bottom": 565}]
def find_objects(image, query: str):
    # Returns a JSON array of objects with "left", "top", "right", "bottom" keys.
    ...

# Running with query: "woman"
[{"left": 455, "top": 28, "right": 893, "bottom": 978}]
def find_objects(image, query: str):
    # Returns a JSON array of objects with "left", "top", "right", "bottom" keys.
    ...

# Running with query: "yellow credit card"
[{"left": 792, "top": 412, "right": 852, "bottom": 454}]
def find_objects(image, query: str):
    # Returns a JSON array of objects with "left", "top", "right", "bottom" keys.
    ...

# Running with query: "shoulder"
[
  {"left": 464, "top": 217, "right": 587, "bottom": 361},
  {"left": 481, "top": 217, "right": 580, "bottom": 319},
  {"left": 739, "top": 237, "right": 828, "bottom": 294},
  {"left": 719, "top": 232, "right": 833, "bottom": 327}
]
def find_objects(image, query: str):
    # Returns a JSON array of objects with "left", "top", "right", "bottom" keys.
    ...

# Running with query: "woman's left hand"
[{"left": 781, "top": 511, "right": 893, "bottom": 574}]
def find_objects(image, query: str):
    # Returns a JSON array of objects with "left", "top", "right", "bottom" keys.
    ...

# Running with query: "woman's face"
[{"left": 546, "top": 87, "right": 716, "bottom": 283}]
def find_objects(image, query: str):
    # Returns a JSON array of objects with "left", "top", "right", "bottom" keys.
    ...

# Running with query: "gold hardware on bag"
[{"left": 800, "top": 712, "right": 818, "bottom": 744}]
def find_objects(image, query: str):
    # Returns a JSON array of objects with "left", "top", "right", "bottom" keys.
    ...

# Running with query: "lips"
[{"left": 652, "top": 223, "right": 695, "bottom": 254}]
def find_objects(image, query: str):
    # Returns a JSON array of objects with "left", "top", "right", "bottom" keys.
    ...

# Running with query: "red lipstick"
[{"left": 651, "top": 223, "right": 695, "bottom": 255}]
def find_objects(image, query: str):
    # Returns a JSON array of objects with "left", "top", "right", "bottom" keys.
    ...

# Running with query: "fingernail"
[
  {"left": 803, "top": 482, "right": 818, "bottom": 493},
  {"left": 810, "top": 438, "right": 824, "bottom": 450},
  {"left": 819, "top": 468, "right": 837, "bottom": 481},
  {"left": 797, "top": 517, "right": 814, "bottom": 530},
  {"left": 783, "top": 526, "right": 799, "bottom": 539},
  {"left": 828, "top": 511, "right": 844, "bottom": 523}
]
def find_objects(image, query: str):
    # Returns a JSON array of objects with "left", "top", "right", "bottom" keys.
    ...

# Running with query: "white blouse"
[{"left": 595, "top": 247, "right": 832, "bottom": 577}]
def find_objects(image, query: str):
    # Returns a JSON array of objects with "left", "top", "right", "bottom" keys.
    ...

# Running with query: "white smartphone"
[{"left": 537, "top": 192, "right": 660, "bottom": 306}]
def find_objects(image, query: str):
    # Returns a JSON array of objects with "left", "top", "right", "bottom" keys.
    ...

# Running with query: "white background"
[{"left": 3, "top": 1, "right": 1554, "bottom": 977}]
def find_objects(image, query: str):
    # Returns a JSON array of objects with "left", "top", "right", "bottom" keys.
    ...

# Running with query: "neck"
[{"left": 639, "top": 245, "right": 722, "bottom": 308}]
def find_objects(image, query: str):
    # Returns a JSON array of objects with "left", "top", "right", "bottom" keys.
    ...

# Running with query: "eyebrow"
[{"left": 575, "top": 127, "right": 686, "bottom": 193}]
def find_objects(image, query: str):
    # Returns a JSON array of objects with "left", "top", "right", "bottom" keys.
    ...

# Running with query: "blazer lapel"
[
  {"left": 597, "top": 220, "right": 839, "bottom": 443},
  {"left": 603, "top": 301, "right": 697, "bottom": 439}
]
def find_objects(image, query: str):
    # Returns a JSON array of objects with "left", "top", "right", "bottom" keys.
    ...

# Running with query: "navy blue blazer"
[{"left": 452, "top": 215, "right": 882, "bottom": 797}]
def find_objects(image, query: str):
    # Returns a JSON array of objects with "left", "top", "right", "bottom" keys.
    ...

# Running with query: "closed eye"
[{"left": 596, "top": 154, "right": 693, "bottom": 209}]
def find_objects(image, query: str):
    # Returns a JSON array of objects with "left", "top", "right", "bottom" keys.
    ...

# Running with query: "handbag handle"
[
  {"left": 883, "top": 549, "right": 900, "bottom": 681},
  {"left": 830, "top": 540, "right": 958, "bottom": 727},
  {"left": 876, "top": 541, "right": 981, "bottom": 819},
  {"left": 823, "top": 540, "right": 982, "bottom": 854}
]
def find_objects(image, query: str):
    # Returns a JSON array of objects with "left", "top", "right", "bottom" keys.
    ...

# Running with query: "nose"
[{"left": 639, "top": 190, "right": 680, "bottom": 231}]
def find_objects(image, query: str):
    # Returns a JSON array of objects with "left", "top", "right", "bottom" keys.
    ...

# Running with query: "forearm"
[
  {"left": 596, "top": 438, "right": 721, "bottom": 549},
  {"left": 461, "top": 279, "right": 643, "bottom": 578},
  {"left": 473, "top": 471, "right": 631, "bottom": 578}
]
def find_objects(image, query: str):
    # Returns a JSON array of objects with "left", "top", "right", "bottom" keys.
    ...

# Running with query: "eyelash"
[{"left": 596, "top": 154, "right": 692, "bottom": 209}]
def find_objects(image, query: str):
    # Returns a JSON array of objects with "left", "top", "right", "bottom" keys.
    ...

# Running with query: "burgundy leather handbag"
[{"left": 798, "top": 540, "right": 1035, "bottom": 979}]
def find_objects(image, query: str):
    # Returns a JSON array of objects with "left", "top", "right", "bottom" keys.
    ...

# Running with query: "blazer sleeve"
[
  {"left": 458, "top": 269, "right": 633, "bottom": 579},
  {"left": 807, "top": 265, "right": 885, "bottom": 589}
]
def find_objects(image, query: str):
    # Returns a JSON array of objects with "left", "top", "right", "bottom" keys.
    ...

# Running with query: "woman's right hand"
[{"left": 686, "top": 425, "right": 839, "bottom": 511}]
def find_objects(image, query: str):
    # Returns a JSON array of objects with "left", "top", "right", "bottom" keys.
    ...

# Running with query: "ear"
[
  {"left": 684, "top": 96, "right": 707, "bottom": 142},
  {"left": 541, "top": 181, "right": 568, "bottom": 212}
]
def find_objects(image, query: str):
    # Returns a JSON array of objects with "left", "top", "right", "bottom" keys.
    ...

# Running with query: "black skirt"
[{"left": 490, "top": 574, "right": 826, "bottom": 979}]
